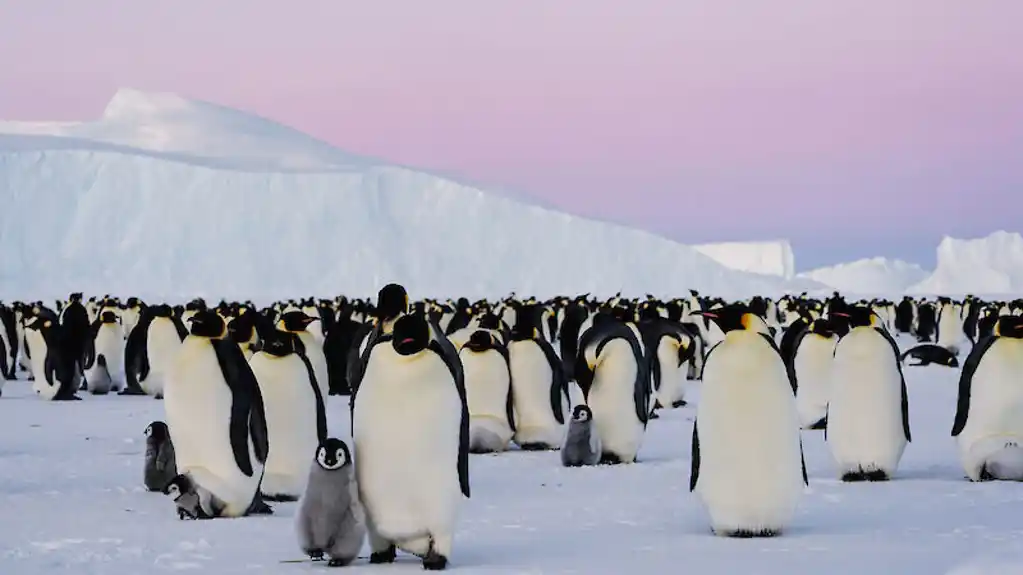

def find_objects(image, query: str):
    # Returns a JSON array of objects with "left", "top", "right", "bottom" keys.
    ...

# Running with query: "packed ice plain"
[{"left": 3, "top": 337, "right": 1023, "bottom": 575}]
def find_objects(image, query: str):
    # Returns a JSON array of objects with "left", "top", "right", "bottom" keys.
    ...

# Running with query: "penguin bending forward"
[
  {"left": 351, "top": 312, "right": 469, "bottom": 570},
  {"left": 952, "top": 315, "right": 1023, "bottom": 481},
  {"left": 163, "top": 310, "right": 271, "bottom": 518},
  {"left": 689, "top": 305, "right": 807, "bottom": 538}
]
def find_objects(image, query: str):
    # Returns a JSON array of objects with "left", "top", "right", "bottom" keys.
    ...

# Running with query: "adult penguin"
[
  {"left": 277, "top": 311, "right": 329, "bottom": 401},
  {"left": 575, "top": 316, "right": 651, "bottom": 464},
  {"left": 790, "top": 317, "right": 839, "bottom": 430},
  {"left": 346, "top": 283, "right": 409, "bottom": 400},
  {"left": 0, "top": 303, "right": 17, "bottom": 380},
  {"left": 58, "top": 292, "right": 91, "bottom": 390},
  {"left": 827, "top": 305, "right": 910, "bottom": 481},
  {"left": 250, "top": 329, "right": 327, "bottom": 501},
  {"left": 508, "top": 304, "right": 571, "bottom": 451},
  {"left": 83, "top": 310, "right": 125, "bottom": 394},
  {"left": 951, "top": 315, "right": 1023, "bottom": 481},
  {"left": 557, "top": 297, "right": 590, "bottom": 382},
  {"left": 638, "top": 315, "right": 696, "bottom": 411},
  {"left": 936, "top": 297, "right": 970, "bottom": 356},
  {"left": 688, "top": 304, "right": 806, "bottom": 537},
  {"left": 894, "top": 296, "right": 915, "bottom": 334},
  {"left": 459, "top": 328, "right": 515, "bottom": 453},
  {"left": 351, "top": 313, "right": 469, "bottom": 570},
  {"left": 322, "top": 302, "right": 363, "bottom": 395},
  {"left": 163, "top": 310, "right": 271, "bottom": 518},
  {"left": 24, "top": 316, "right": 82, "bottom": 401},
  {"left": 123, "top": 304, "right": 187, "bottom": 398}
]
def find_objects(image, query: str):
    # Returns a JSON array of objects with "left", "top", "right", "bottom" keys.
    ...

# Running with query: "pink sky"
[{"left": 2, "top": 1, "right": 1021, "bottom": 267}]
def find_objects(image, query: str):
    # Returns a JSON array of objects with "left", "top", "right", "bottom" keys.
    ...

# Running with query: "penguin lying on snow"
[
  {"left": 900, "top": 344, "right": 959, "bottom": 368},
  {"left": 561, "top": 405, "right": 601, "bottom": 467},
  {"left": 295, "top": 438, "right": 366, "bottom": 567}
]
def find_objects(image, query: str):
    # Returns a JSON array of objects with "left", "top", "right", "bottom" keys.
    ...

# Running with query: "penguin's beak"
[
  {"left": 691, "top": 310, "right": 716, "bottom": 319},
  {"left": 831, "top": 312, "right": 850, "bottom": 318}
]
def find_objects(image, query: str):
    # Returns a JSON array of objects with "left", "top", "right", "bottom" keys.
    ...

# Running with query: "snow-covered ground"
[{"left": 3, "top": 334, "right": 1021, "bottom": 574}]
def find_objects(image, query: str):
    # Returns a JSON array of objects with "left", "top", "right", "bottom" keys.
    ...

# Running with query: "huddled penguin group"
[{"left": 4, "top": 286, "right": 1023, "bottom": 567}]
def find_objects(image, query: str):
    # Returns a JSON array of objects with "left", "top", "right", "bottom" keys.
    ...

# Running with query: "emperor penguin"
[
  {"left": 688, "top": 305, "right": 807, "bottom": 538},
  {"left": 575, "top": 318, "right": 650, "bottom": 464},
  {"left": 163, "top": 473, "right": 223, "bottom": 520},
  {"left": 346, "top": 283, "right": 409, "bottom": 400},
  {"left": 84, "top": 310, "right": 125, "bottom": 394},
  {"left": 0, "top": 303, "right": 17, "bottom": 381},
  {"left": 24, "top": 317, "right": 82, "bottom": 401},
  {"left": 143, "top": 421, "right": 178, "bottom": 492},
  {"left": 790, "top": 317, "right": 839, "bottom": 430},
  {"left": 952, "top": 315, "right": 1023, "bottom": 481},
  {"left": 827, "top": 305, "right": 911, "bottom": 481},
  {"left": 163, "top": 310, "right": 271, "bottom": 518},
  {"left": 459, "top": 329, "right": 516, "bottom": 453},
  {"left": 295, "top": 438, "right": 367, "bottom": 567},
  {"left": 250, "top": 329, "right": 328, "bottom": 501},
  {"left": 508, "top": 306, "right": 571, "bottom": 451},
  {"left": 560, "top": 404, "right": 602, "bottom": 467},
  {"left": 900, "top": 343, "right": 959, "bottom": 368},
  {"left": 277, "top": 311, "right": 330, "bottom": 401},
  {"left": 123, "top": 304, "right": 187, "bottom": 398},
  {"left": 351, "top": 313, "right": 469, "bottom": 570},
  {"left": 936, "top": 297, "right": 970, "bottom": 356},
  {"left": 638, "top": 316, "right": 696, "bottom": 411}
]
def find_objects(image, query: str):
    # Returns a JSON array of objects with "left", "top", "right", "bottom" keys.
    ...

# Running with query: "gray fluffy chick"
[
  {"left": 295, "top": 438, "right": 366, "bottom": 567},
  {"left": 561, "top": 405, "right": 602, "bottom": 467},
  {"left": 143, "top": 421, "right": 177, "bottom": 492},
  {"left": 163, "top": 473, "right": 224, "bottom": 520}
]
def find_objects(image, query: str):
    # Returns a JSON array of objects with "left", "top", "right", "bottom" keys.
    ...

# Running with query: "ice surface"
[
  {"left": 692, "top": 240, "right": 796, "bottom": 279},
  {"left": 909, "top": 231, "right": 1023, "bottom": 297},
  {"left": 798, "top": 257, "right": 930, "bottom": 296},
  {"left": 0, "top": 89, "right": 828, "bottom": 302},
  {"left": 2, "top": 336, "right": 1021, "bottom": 574}
]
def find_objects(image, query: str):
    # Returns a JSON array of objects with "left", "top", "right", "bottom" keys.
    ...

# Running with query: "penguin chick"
[
  {"left": 143, "top": 421, "right": 177, "bottom": 492},
  {"left": 561, "top": 405, "right": 602, "bottom": 467},
  {"left": 295, "top": 438, "right": 366, "bottom": 567},
  {"left": 163, "top": 473, "right": 224, "bottom": 520}
]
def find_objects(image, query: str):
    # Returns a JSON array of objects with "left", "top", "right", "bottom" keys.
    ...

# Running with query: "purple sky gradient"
[{"left": 2, "top": 1, "right": 1021, "bottom": 268}]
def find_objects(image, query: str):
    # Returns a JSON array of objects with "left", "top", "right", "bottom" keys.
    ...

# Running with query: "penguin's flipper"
[
  {"left": 536, "top": 338, "right": 568, "bottom": 424},
  {"left": 758, "top": 333, "right": 797, "bottom": 395},
  {"left": 875, "top": 328, "right": 912, "bottom": 443},
  {"left": 429, "top": 338, "right": 470, "bottom": 499},
  {"left": 298, "top": 351, "right": 329, "bottom": 442},
  {"left": 495, "top": 342, "right": 516, "bottom": 433},
  {"left": 952, "top": 335, "right": 997, "bottom": 437},
  {"left": 211, "top": 339, "right": 264, "bottom": 476},
  {"left": 689, "top": 420, "right": 701, "bottom": 492},
  {"left": 800, "top": 439, "right": 809, "bottom": 486}
]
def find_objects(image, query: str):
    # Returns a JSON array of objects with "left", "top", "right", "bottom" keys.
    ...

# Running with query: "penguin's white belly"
[
  {"left": 937, "top": 310, "right": 967, "bottom": 353},
  {"left": 27, "top": 331, "right": 57, "bottom": 400},
  {"left": 827, "top": 328, "right": 907, "bottom": 475},
  {"left": 588, "top": 341, "right": 644, "bottom": 462},
  {"left": 145, "top": 320, "right": 183, "bottom": 396},
  {"left": 298, "top": 332, "right": 330, "bottom": 399},
  {"left": 252, "top": 354, "right": 319, "bottom": 497},
  {"left": 165, "top": 339, "right": 260, "bottom": 517},
  {"left": 462, "top": 350, "right": 513, "bottom": 446},
  {"left": 354, "top": 348, "right": 462, "bottom": 543},
  {"left": 695, "top": 334, "right": 803, "bottom": 533},
  {"left": 88, "top": 325, "right": 125, "bottom": 388},
  {"left": 509, "top": 341, "right": 565, "bottom": 447},
  {"left": 654, "top": 338, "right": 687, "bottom": 408},
  {"left": 956, "top": 340, "right": 1023, "bottom": 480},
  {"left": 793, "top": 335, "right": 836, "bottom": 427}
]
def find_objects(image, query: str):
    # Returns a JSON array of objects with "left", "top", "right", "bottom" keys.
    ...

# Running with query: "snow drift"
[
  {"left": 799, "top": 257, "right": 930, "bottom": 296},
  {"left": 909, "top": 231, "right": 1023, "bottom": 296},
  {"left": 0, "top": 88, "right": 826, "bottom": 302}
]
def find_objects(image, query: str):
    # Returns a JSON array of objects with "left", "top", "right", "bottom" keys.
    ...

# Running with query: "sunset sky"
[{"left": 2, "top": 0, "right": 1020, "bottom": 268}]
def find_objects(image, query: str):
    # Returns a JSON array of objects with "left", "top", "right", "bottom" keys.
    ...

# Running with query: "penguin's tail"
[
  {"left": 981, "top": 444, "right": 1023, "bottom": 481},
  {"left": 469, "top": 419, "right": 511, "bottom": 454}
]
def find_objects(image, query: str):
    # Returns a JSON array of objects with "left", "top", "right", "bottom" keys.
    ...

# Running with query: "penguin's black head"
[
  {"left": 279, "top": 311, "right": 316, "bottom": 333},
  {"left": 809, "top": 318, "right": 836, "bottom": 338},
  {"left": 163, "top": 474, "right": 193, "bottom": 500},
  {"left": 995, "top": 315, "right": 1023, "bottom": 339},
  {"left": 692, "top": 304, "right": 765, "bottom": 334},
  {"left": 226, "top": 311, "right": 256, "bottom": 343},
  {"left": 463, "top": 330, "right": 497, "bottom": 353},
  {"left": 477, "top": 313, "right": 502, "bottom": 331},
  {"left": 68, "top": 292, "right": 83, "bottom": 302},
  {"left": 830, "top": 305, "right": 878, "bottom": 330},
  {"left": 572, "top": 404, "right": 593, "bottom": 423},
  {"left": 150, "top": 304, "right": 174, "bottom": 318},
  {"left": 391, "top": 314, "right": 430, "bottom": 356},
  {"left": 187, "top": 310, "right": 226, "bottom": 338},
  {"left": 945, "top": 355, "right": 961, "bottom": 368},
  {"left": 99, "top": 310, "right": 119, "bottom": 324},
  {"left": 26, "top": 317, "right": 55, "bottom": 332},
  {"left": 376, "top": 283, "right": 409, "bottom": 321},
  {"left": 316, "top": 438, "right": 352, "bottom": 471},
  {"left": 144, "top": 421, "right": 170, "bottom": 441},
  {"left": 258, "top": 329, "right": 301, "bottom": 357}
]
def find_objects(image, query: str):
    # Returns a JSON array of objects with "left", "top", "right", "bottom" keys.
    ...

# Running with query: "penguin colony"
[{"left": 2, "top": 288, "right": 1022, "bottom": 566}]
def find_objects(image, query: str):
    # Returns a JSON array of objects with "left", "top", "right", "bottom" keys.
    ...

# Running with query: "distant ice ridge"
[
  {"left": 0, "top": 88, "right": 828, "bottom": 302},
  {"left": 692, "top": 240, "right": 796, "bottom": 279},
  {"left": 908, "top": 231, "right": 1023, "bottom": 296},
  {"left": 798, "top": 257, "right": 929, "bottom": 296}
]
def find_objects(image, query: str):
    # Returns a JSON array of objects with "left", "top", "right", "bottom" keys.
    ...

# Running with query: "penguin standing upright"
[
  {"left": 936, "top": 298, "right": 970, "bottom": 356},
  {"left": 277, "top": 311, "right": 330, "bottom": 401},
  {"left": 58, "top": 293, "right": 91, "bottom": 390},
  {"left": 952, "top": 315, "right": 1023, "bottom": 481},
  {"left": 84, "top": 310, "right": 125, "bottom": 395},
  {"left": 507, "top": 305, "right": 570, "bottom": 451},
  {"left": 827, "top": 305, "right": 911, "bottom": 481},
  {"left": 688, "top": 304, "right": 807, "bottom": 538},
  {"left": 0, "top": 302, "right": 17, "bottom": 381},
  {"left": 560, "top": 405, "right": 602, "bottom": 467},
  {"left": 459, "top": 329, "right": 516, "bottom": 453},
  {"left": 351, "top": 312, "right": 469, "bottom": 570},
  {"left": 295, "top": 438, "right": 367, "bottom": 566},
  {"left": 250, "top": 329, "right": 328, "bottom": 501},
  {"left": 790, "top": 318, "right": 838, "bottom": 430},
  {"left": 163, "top": 311, "right": 270, "bottom": 518},
  {"left": 575, "top": 318, "right": 650, "bottom": 464},
  {"left": 24, "top": 316, "right": 82, "bottom": 401},
  {"left": 124, "top": 305, "right": 187, "bottom": 398},
  {"left": 144, "top": 421, "right": 178, "bottom": 492}
]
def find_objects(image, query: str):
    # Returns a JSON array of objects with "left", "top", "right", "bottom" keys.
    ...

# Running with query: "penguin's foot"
[
  {"left": 304, "top": 548, "right": 324, "bottom": 560},
  {"left": 599, "top": 454, "right": 625, "bottom": 465},
  {"left": 154, "top": 393, "right": 163, "bottom": 400},
  {"left": 517, "top": 442, "right": 554, "bottom": 452},
  {"left": 118, "top": 388, "right": 147, "bottom": 396},
  {"left": 369, "top": 545, "right": 396, "bottom": 564},
  {"left": 648, "top": 411, "right": 660, "bottom": 420},
  {"left": 26, "top": 375, "right": 35, "bottom": 381},
  {"left": 654, "top": 400, "right": 664, "bottom": 409},
  {"left": 327, "top": 557, "right": 352, "bottom": 567},
  {"left": 261, "top": 492, "right": 299, "bottom": 502},
  {"left": 864, "top": 469, "right": 889, "bottom": 482},
  {"left": 422, "top": 550, "right": 448, "bottom": 571},
  {"left": 672, "top": 400, "right": 688, "bottom": 408},
  {"left": 246, "top": 495, "right": 274, "bottom": 516},
  {"left": 841, "top": 471, "right": 867, "bottom": 482},
  {"left": 807, "top": 417, "right": 827, "bottom": 430},
  {"left": 722, "top": 528, "right": 780, "bottom": 538}
]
